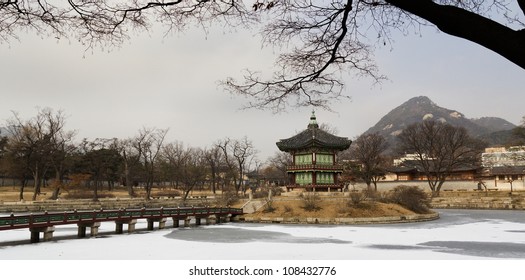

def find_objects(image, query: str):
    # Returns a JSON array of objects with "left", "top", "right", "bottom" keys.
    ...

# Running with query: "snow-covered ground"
[{"left": 1, "top": 209, "right": 524, "bottom": 279}]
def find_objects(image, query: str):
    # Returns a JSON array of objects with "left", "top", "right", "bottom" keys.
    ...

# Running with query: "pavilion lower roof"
[{"left": 276, "top": 127, "right": 351, "bottom": 152}]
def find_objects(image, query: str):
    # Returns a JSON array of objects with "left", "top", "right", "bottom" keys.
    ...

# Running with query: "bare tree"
[
  {"left": 397, "top": 120, "right": 486, "bottom": 197},
  {"left": 231, "top": 136, "right": 258, "bottom": 195},
  {"left": 77, "top": 138, "right": 123, "bottom": 201},
  {"left": 216, "top": 137, "right": 239, "bottom": 192},
  {"left": 159, "top": 141, "right": 187, "bottom": 188},
  {"left": 132, "top": 127, "right": 169, "bottom": 199},
  {"left": 265, "top": 151, "right": 292, "bottom": 185},
  {"left": 0, "top": 135, "right": 7, "bottom": 185},
  {"left": 1, "top": 135, "right": 30, "bottom": 200},
  {"left": 115, "top": 138, "right": 144, "bottom": 196},
  {"left": 43, "top": 110, "right": 77, "bottom": 200},
  {"left": 347, "top": 132, "right": 389, "bottom": 191},
  {"left": 158, "top": 142, "right": 208, "bottom": 199},
  {"left": 2, "top": 1, "right": 523, "bottom": 110},
  {"left": 179, "top": 147, "right": 207, "bottom": 201},
  {"left": 216, "top": 137, "right": 257, "bottom": 195},
  {"left": 5, "top": 108, "right": 74, "bottom": 200},
  {"left": 203, "top": 144, "right": 224, "bottom": 194}
]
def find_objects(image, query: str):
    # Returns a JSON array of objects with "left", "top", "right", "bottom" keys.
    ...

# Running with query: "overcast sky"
[{"left": 1, "top": 12, "right": 523, "bottom": 162}]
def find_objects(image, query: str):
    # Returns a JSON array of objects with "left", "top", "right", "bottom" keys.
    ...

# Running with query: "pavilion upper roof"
[{"left": 276, "top": 111, "right": 352, "bottom": 152}]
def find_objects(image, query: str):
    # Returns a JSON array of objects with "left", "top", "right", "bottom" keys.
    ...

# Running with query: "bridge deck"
[{"left": 0, "top": 207, "right": 243, "bottom": 230}]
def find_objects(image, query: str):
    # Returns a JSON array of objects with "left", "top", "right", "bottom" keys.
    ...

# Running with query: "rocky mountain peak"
[{"left": 363, "top": 96, "right": 516, "bottom": 151}]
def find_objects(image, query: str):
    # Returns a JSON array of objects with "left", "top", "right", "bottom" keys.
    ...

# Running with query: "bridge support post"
[
  {"left": 115, "top": 219, "right": 137, "bottom": 234},
  {"left": 217, "top": 215, "right": 228, "bottom": 224},
  {"left": 195, "top": 217, "right": 201, "bottom": 226},
  {"left": 29, "top": 226, "right": 55, "bottom": 243},
  {"left": 115, "top": 223, "right": 123, "bottom": 234},
  {"left": 147, "top": 218, "right": 168, "bottom": 230},
  {"left": 147, "top": 219, "right": 154, "bottom": 230},
  {"left": 172, "top": 218, "right": 180, "bottom": 228},
  {"left": 78, "top": 225, "right": 86, "bottom": 238},
  {"left": 77, "top": 222, "right": 101, "bottom": 238},
  {"left": 158, "top": 218, "right": 167, "bottom": 229},
  {"left": 184, "top": 217, "right": 191, "bottom": 227},
  {"left": 207, "top": 215, "right": 216, "bottom": 225}
]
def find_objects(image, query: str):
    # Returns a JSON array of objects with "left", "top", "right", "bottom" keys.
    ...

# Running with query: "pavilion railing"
[{"left": 286, "top": 164, "right": 344, "bottom": 172}]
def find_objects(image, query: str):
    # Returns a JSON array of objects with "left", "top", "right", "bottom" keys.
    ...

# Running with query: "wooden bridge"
[{"left": 0, "top": 207, "right": 243, "bottom": 243}]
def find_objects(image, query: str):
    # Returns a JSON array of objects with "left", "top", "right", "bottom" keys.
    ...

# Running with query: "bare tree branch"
[{"left": 1, "top": 0, "right": 523, "bottom": 111}]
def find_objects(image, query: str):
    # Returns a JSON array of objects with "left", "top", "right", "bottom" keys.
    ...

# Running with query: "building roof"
[
  {"left": 390, "top": 160, "right": 479, "bottom": 174},
  {"left": 276, "top": 111, "right": 352, "bottom": 152},
  {"left": 488, "top": 166, "right": 525, "bottom": 176}
]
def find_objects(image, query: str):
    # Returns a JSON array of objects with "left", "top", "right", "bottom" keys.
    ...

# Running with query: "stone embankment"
[
  {"left": 0, "top": 197, "right": 205, "bottom": 213},
  {"left": 430, "top": 193, "right": 525, "bottom": 210},
  {"left": 240, "top": 212, "right": 439, "bottom": 225}
]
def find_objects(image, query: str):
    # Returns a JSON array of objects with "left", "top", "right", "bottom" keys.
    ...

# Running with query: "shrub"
[
  {"left": 301, "top": 192, "right": 322, "bottom": 212},
  {"left": 349, "top": 191, "right": 367, "bottom": 206},
  {"left": 218, "top": 188, "right": 239, "bottom": 207},
  {"left": 154, "top": 190, "right": 181, "bottom": 197},
  {"left": 252, "top": 185, "right": 283, "bottom": 199},
  {"left": 388, "top": 185, "right": 431, "bottom": 214},
  {"left": 262, "top": 198, "right": 276, "bottom": 213}
]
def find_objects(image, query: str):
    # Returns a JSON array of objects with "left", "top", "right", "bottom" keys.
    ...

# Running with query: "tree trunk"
[
  {"left": 124, "top": 161, "right": 134, "bottom": 196},
  {"left": 211, "top": 171, "right": 217, "bottom": 194},
  {"left": 18, "top": 179, "right": 26, "bottom": 201},
  {"left": 434, "top": 180, "right": 446, "bottom": 197},
  {"left": 50, "top": 170, "right": 61, "bottom": 200},
  {"left": 145, "top": 185, "right": 152, "bottom": 200},
  {"left": 92, "top": 179, "right": 99, "bottom": 201},
  {"left": 32, "top": 168, "right": 41, "bottom": 201}
]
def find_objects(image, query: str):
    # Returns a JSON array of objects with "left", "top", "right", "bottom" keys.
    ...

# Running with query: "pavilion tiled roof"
[{"left": 276, "top": 111, "right": 352, "bottom": 152}]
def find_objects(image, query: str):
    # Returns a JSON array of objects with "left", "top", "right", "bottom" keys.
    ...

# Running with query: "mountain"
[
  {"left": 363, "top": 96, "right": 516, "bottom": 151},
  {"left": 470, "top": 117, "right": 516, "bottom": 133}
]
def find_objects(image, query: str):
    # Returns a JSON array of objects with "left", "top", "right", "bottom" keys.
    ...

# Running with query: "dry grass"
[
  {"left": 0, "top": 187, "right": 50, "bottom": 201},
  {"left": 245, "top": 198, "right": 417, "bottom": 219}
]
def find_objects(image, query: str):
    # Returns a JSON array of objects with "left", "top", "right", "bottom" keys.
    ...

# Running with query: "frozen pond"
[
  {"left": 1, "top": 209, "right": 525, "bottom": 260},
  {"left": 1, "top": 209, "right": 524, "bottom": 279}
]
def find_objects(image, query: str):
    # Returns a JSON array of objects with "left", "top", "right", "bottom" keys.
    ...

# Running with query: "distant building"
[
  {"left": 481, "top": 146, "right": 525, "bottom": 187},
  {"left": 482, "top": 146, "right": 525, "bottom": 167},
  {"left": 388, "top": 159, "right": 478, "bottom": 182},
  {"left": 389, "top": 152, "right": 479, "bottom": 182},
  {"left": 276, "top": 111, "right": 351, "bottom": 192}
]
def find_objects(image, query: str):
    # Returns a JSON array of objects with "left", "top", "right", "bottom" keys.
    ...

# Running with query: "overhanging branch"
[{"left": 385, "top": 0, "right": 525, "bottom": 69}]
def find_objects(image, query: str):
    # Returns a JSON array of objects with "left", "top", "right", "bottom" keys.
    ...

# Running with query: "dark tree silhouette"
[{"left": 348, "top": 133, "right": 389, "bottom": 191}]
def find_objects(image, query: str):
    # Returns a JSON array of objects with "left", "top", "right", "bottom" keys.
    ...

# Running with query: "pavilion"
[{"left": 276, "top": 111, "right": 352, "bottom": 192}]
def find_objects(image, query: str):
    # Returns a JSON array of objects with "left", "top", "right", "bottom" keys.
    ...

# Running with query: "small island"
[
  {"left": 239, "top": 187, "right": 439, "bottom": 225},
  {"left": 242, "top": 111, "right": 438, "bottom": 224}
]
